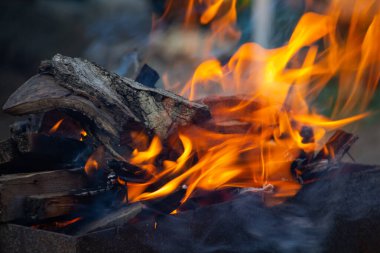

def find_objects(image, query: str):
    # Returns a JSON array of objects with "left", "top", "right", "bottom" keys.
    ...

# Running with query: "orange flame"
[
  {"left": 84, "top": 147, "right": 104, "bottom": 175},
  {"left": 128, "top": 0, "right": 380, "bottom": 206},
  {"left": 48, "top": 119, "right": 64, "bottom": 134},
  {"left": 80, "top": 130, "right": 87, "bottom": 141},
  {"left": 54, "top": 217, "right": 82, "bottom": 228}
]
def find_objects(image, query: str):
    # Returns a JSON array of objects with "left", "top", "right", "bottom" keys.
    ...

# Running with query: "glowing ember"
[
  {"left": 80, "top": 130, "right": 87, "bottom": 141},
  {"left": 54, "top": 217, "right": 82, "bottom": 228},
  {"left": 128, "top": 0, "right": 380, "bottom": 206},
  {"left": 84, "top": 147, "right": 104, "bottom": 175},
  {"left": 48, "top": 119, "right": 64, "bottom": 134}
]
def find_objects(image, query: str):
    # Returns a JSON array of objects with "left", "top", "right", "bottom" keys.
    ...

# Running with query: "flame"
[
  {"left": 84, "top": 147, "right": 104, "bottom": 175},
  {"left": 48, "top": 119, "right": 64, "bottom": 134},
  {"left": 126, "top": 0, "right": 380, "bottom": 206},
  {"left": 54, "top": 217, "right": 82, "bottom": 228},
  {"left": 129, "top": 136, "right": 162, "bottom": 175},
  {"left": 80, "top": 130, "right": 87, "bottom": 141}
]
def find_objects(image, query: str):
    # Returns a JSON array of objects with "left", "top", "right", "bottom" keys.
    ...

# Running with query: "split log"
[
  {"left": 3, "top": 54, "right": 210, "bottom": 159},
  {"left": 300, "top": 130, "right": 359, "bottom": 182},
  {"left": 0, "top": 116, "right": 43, "bottom": 165},
  {"left": 0, "top": 133, "right": 91, "bottom": 174},
  {"left": 197, "top": 96, "right": 260, "bottom": 134},
  {"left": 0, "top": 138, "right": 18, "bottom": 165},
  {"left": 135, "top": 64, "right": 159, "bottom": 88},
  {"left": 0, "top": 168, "right": 88, "bottom": 222},
  {"left": 25, "top": 192, "right": 83, "bottom": 221},
  {"left": 24, "top": 186, "right": 112, "bottom": 221},
  {"left": 0, "top": 113, "right": 92, "bottom": 172},
  {"left": 108, "top": 160, "right": 150, "bottom": 183},
  {"left": 314, "top": 130, "right": 358, "bottom": 162},
  {"left": 75, "top": 203, "right": 144, "bottom": 235}
]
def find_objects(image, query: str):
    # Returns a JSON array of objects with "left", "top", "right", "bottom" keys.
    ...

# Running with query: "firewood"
[
  {"left": 3, "top": 54, "right": 210, "bottom": 160},
  {"left": 0, "top": 138, "right": 18, "bottom": 165},
  {"left": 74, "top": 203, "right": 144, "bottom": 235},
  {"left": 300, "top": 130, "right": 359, "bottom": 183},
  {"left": 25, "top": 192, "right": 82, "bottom": 221},
  {"left": 0, "top": 116, "right": 44, "bottom": 165},
  {"left": 135, "top": 64, "right": 159, "bottom": 88},
  {"left": 0, "top": 133, "right": 91, "bottom": 174},
  {"left": 0, "top": 168, "right": 88, "bottom": 222},
  {"left": 24, "top": 186, "right": 113, "bottom": 221},
  {"left": 201, "top": 119, "right": 252, "bottom": 134},
  {"left": 197, "top": 96, "right": 259, "bottom": 134},
  {"left": 314, "top": 130, "right": 358, "bottom": 162},
  {"left": 108, "top": 160, "right": 150, "bottom": 183}
]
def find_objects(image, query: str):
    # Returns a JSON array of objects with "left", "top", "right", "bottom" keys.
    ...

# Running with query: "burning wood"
[
  {"left": 3, "top": 54, "right": 210, "bottom": 159},
  {"left": 0, "top": 168, "right": 88, "bottom": 222},
  {"left": 0, "top": 53, "right": 373, "bottom": 236},
  {"left": 24, "top": 185, "right": 114, "bottom": 221},
  {"left": 300, "top": 130, "right": 359, "bottom": 183},
  {"left": 0, "top": 114, "right": 91, "bottom": 173},
  {"left": 0, "top": 0, "right": 378, "bottom": 250}
]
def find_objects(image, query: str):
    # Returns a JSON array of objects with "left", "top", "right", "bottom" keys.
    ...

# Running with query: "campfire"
[{"left": 0, "top": 0, "right": 379, "bottom": 252}]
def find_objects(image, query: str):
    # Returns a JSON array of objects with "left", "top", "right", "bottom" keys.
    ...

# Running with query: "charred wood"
[
  {"left": 300, "top": 130, "right": 359, "bottom": 183},
  {"left": 24, "top": 185, "right": 115, "bottom": 221},
  {"left": 135, "top": 64, "right": 159, "bottom": 88},
  {"left": 0, "top": 168, "right": 88, "bottom": 222},
  {"left": 3, "top": 54, "right": 210, "bottom": 160},
  {"left": 25, "top": 192, "right": 85, "bottom": 221},
  {"left": 0, "top": 133, "right": 92, "bottom": 174},
  {"left": 314, "top": 129, "right": 358, "bottom": 162},
  {"left": 108, "top": 160, "right": 150, "bottom": 183},
  {"left": 0, "top": 138, "right": 18, "bottom": 165}
]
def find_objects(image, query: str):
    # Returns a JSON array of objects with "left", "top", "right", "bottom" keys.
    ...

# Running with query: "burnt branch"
[{"left": 74, "top": 203, "right": 143, "bottom": 235}]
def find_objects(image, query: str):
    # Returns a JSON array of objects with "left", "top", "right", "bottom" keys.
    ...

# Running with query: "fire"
[
  {"left": 127, "top": 0, "right": 379, "bottom": 206},
  {"left": 84, "top": 147, "right": 104, "bottom": 175},
  {"left": 54, "top": 217, "right": 82, "bottom": 228},
  {"left": 48, "top": 119, "right": 64, "bottom": 134},
  {"left": 80, "top": 130, "right": 87, "bottom": 141},
  {"left": 129, "top": 136, "right": 162, "bottom": 175}
]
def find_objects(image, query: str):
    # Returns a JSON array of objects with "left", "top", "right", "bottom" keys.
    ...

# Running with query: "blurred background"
[{"left": 0, "top": 0, "right": 379, "bottom": 163}]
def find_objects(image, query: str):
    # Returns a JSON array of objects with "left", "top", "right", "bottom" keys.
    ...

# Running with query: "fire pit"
[{"left": 0, "top": 0, "right": 379, "bottom": 252}]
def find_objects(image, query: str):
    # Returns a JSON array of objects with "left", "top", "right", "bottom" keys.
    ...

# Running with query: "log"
[
  {"left": 314, "top": 129, "right": 358, "bottom": 161},
  {"left": 24, "top": 186, "right": 112, "bottom": 221},
  {"left": 135, "top": 64, "right": 159, "bottom": 88},
  {"left": 0, "top": 115, "right": 44, "bottom": 165},
  {"left": 75, "top": 203, "right": 144, "bottom": 235},
  {"left": 0, "top": 138, "right": 18, "bottom": 164},
  {"left": 0, "top": 168, "right": 88, "bottom": 222},
  {"left": 25, "top": 192, "right": 82, "bottom": 221},
  {"left": 300, "top": 130, "right": 359, "bottom": 182},
  {"left": 0, "top": 133, "right": 92, "bottom": 174},
  {"left": 3, "top": 54, "right": 210, "bottom": 159},
  {"left": 108, "top": 160, "right": 150, "bottom": 183},
  {"left": 197, "top": 96, "right": 259, "bottom": 134}
]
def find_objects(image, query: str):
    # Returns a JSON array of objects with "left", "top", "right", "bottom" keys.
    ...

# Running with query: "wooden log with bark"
[
  {"left": 2, "top": 54, "right": 210, "bottom": 160},
  {"left": 300, "top": 130, "right": 359, "bottom": 183},
  {"left": 0, "top": 168, "right": 88, "bottom": 222}
]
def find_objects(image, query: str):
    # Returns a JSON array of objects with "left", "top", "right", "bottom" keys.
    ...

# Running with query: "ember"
[{"left": 48, "top": 119, "right": 64, "bottom": 135}]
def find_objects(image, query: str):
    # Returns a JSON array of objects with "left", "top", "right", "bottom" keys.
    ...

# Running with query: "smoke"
[{"left": 133, "top": 164, "right": 380, "bottom": 253}]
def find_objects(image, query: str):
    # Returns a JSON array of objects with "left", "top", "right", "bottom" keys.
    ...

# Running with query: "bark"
[
  {"left": 3, "top": 54, "right": 210, "bottom": 160},
  {"left": 0, "top": 168, "right": 88, "bottom": 222}
]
